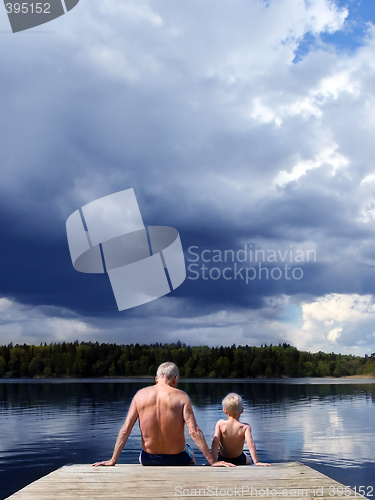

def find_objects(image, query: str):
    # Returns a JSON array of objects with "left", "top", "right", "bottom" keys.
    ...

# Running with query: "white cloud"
[
  {"left": 97, "top": 0, "right": 164, "bottom": 27},
  {"left": 2, "top": 291, "right": 375, "bottom": 355},
  {"left": 288, "top": 294, "right": 375, "bottom": 354},
  {"left": 0, "top": 299, "right": 103, "bottom": 346},
  {"left": 275, "top": 145, "right": 349, "bottom": 185},
  {"left": 0, "top": 295, "right": 286, "bottom": 347}
]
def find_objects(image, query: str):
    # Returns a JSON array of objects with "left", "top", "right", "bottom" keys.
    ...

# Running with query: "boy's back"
[{"left": 214, "top": 418, "right": 249, "bottom": 459}]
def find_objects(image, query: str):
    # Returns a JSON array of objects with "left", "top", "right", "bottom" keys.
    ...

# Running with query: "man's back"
[{"left": 135, "top": 383, "right": 188, "bottom": 454}]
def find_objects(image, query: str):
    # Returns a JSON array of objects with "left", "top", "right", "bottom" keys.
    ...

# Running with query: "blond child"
[{"left": 212, "top": 393, "right": 270, "bottom": 466}]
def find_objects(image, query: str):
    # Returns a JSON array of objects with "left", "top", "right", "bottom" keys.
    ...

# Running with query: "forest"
[{"left": 0, "top": 341, "right": 374, "bottom": 379}]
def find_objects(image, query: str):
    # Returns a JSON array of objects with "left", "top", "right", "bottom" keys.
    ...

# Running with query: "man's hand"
[
  {"left": 255, "top": 462, "right": 271, "bottom": 466},
  {"left": 211, "top": 461, "right": 236, "bottom": 467},
  {"left": 91, "top": 459, "right": 116, "bottom": 467}
]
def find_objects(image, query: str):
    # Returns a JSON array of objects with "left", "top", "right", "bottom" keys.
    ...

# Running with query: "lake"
[{"left": 0, "top": 378, "right": 374, "bottom": 500}]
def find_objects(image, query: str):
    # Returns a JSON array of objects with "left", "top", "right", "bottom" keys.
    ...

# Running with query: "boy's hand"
[
  {"left": 255, "top": 462, "right": 271, "bottom": 466},
  {"left": 211, "top": 461, "right": 236, "bottom": 467}
]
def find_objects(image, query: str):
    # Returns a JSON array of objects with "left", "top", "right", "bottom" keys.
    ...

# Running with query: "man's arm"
[
  {"left": 211, "top": 421, "right": 221, "bottom": 462},
  {"left": 244, "top": 424, "right": 270, "bottom": 466},
  {"left": 92, "top": 396, "right": 139, "bottom": 466},
  {"left": 183, "top": 397, "right": 234, "bottom": 467}
]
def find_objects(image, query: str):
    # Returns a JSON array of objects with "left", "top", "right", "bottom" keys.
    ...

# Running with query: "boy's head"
[{"left": 222, "top": 393, "right": 244, "bottom": 416}]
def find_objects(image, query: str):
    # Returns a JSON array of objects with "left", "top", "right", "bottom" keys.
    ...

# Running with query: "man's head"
[
  {"left": 156, "top": 362, "right": 179, "bottom": 386},
  {"left": 222, "top": 393, "right": 244, "bottom": 417}
]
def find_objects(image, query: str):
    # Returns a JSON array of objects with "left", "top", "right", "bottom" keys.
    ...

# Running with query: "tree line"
[{"left": 0, "top": 341, "right": 374, "bottom": 379}]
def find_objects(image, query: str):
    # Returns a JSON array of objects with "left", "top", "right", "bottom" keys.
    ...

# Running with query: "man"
[{"left": 92, "top": 362, "right": 234, "bottom": 467}]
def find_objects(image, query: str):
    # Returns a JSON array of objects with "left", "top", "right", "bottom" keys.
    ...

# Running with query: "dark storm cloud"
[{"left": 1, "top": 0, "right": 375, "bottom": 353}]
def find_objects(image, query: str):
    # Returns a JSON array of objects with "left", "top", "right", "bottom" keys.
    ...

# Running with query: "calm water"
[{"left": 0, "top": 379, "right": 374, "bottom": 499}]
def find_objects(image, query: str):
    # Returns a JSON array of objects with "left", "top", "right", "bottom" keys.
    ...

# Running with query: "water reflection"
[{"left": 0, "top": 380, "right": 374, "bottom": 500}]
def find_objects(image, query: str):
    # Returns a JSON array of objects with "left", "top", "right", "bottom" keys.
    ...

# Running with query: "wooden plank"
[{"left": 5, "top": 463, "right": 366, "bottom": 500}]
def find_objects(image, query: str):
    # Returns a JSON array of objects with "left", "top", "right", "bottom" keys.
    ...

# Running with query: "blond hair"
[
  {"left": 222, "top": 393, "right": 244, "bottom": 415},
  {"left": 156, "top": 361, "right": 179, "bottom": 380}
]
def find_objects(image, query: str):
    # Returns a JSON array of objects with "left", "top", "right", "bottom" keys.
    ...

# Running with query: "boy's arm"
[
  {"left": 211, "top": 421, "right": 221, "bottom": 462},
  {"left": 244, "top": 425, "right": 270, "bottom": 466}
]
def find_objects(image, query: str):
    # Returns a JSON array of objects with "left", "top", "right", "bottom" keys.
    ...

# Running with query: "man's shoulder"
[
  {"left": 171, "top": 387, "right": 190, "bottom": 401},
  {"left": 135, "top": 385, "right": 154, "bottom": 394},
  {"left": 175, "top": 386, "right": 189, "bottom": 396},
  {"left": 134, "top": 385, "right": 155, "bottom": 400}
]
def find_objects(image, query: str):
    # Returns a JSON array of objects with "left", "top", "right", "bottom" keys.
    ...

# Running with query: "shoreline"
[{"left": 0, "top": 375, "right": 374, "bottom": 383}]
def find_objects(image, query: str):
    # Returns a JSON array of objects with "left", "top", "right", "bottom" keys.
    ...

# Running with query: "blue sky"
[
  {"left": 294, "top": 0, "right": 375, "bottom": 61},
  {"left": 1, "top": 0, "right": 375, "bottom": 355}
]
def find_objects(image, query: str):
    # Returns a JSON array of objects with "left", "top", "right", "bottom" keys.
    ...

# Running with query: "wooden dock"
[{"left": 5, "top": 462, "right": 364, "bottom": 500}]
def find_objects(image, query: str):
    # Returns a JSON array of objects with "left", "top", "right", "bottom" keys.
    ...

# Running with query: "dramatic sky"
[{"left": 1, "top": 0, "right": 375, "bottom": 355}]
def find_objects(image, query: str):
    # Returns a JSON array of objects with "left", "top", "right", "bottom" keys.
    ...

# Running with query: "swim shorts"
[
  {"left": 140, "top": 443, "right": 194, "bottom": 466},
  {"left": 218, "top": 451, "right": 247, "bottom": 465}
]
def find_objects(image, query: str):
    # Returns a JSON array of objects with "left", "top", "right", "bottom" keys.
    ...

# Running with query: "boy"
[{"left": 212, "top": 393, "right": 270, "bottom": 466}]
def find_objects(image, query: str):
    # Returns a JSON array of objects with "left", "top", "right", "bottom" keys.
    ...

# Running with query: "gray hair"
[
  {"left": 156, "top": 362, "right": 179, "bottom": 380},
  {"left": 222, "top": 393, "right": 244, "bottom": 415}
]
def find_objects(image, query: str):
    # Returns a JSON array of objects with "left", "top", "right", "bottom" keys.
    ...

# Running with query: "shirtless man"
[{"left": 92, "top": 362, "right": 234, "bottom": 467}]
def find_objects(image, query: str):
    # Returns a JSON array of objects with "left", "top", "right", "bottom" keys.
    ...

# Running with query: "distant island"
[{"left": 0, "top": 341, "right": 374, "bottom": 379}]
